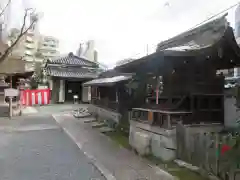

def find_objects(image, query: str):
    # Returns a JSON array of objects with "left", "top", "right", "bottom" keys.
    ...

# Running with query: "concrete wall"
[
  {"left": 224, "top": 97, "right": 240, "bottom": 128},
  {"left": 82, "top": 86, "right": 90, "bottom": 103},
  {"left": 129, "top": 120, "right": 223, "bottom": 162},
  {"left": 129, "top": 120, "right": 176, "bottom": 161},
  {"left": 51, "top": 79, "right": 60, "bottom": 103}
]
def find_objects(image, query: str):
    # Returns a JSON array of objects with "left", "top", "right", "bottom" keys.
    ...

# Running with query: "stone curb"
[
  {"left": 52, "top": 114, "right": 116, "bottom": 180},
  {"left": 53, "top": 113, "right": 176, "bottom": 180},
  {"left": 0, "top": 125, "right": 60, "bottom": 133}
]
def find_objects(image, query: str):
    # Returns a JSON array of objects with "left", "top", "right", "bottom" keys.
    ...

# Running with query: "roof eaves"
[{"left": 157, "top": 14, "right": 228, "bottom": 51}]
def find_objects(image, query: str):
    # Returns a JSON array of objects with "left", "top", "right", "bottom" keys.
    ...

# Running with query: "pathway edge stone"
[{"left": 52, "top": 114, "right": 116, "bottom": 180}]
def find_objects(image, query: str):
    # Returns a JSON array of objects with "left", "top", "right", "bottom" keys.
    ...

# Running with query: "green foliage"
[
  {"left": 29, "top": 64, "right": 45, "bottom": 89},
  {"left": 104, "top": 130, "right": 130, "bottom": 149},
  {"left": 145, "top": 155, "right": 207, "bottom": 180},
  {"left": 118, "top": 112, "right": 130, "bottom": 134},
  {"left": 223, "top": 135, "right": 240, "bottom": 168}
]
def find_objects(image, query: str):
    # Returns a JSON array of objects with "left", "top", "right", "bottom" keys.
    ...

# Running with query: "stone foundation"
[
  {"left": 88, "top": 104, "right": 121, "bottom": 124},
  {"left": 129, "top": 120, "right": 223, "bottom": 161}
]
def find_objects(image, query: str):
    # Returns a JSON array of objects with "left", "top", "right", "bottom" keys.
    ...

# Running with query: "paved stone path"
[
  {"left": 0, "top": 115, "right": 105, "bottom": 180},
  {"left": 53, "top": 113, "right": 176, "bottom": 180}
]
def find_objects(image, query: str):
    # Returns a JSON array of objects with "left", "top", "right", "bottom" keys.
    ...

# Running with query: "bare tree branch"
[
  {"left": 0, "top": 0, "right": 11, "bottom": 18},
  {"left": 0, "top": 8, "right": 38, "bottom": 63}
]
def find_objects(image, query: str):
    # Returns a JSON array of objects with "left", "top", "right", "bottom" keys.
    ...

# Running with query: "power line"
[{"left": 192, "top": 1, "right": 240, "bottom": 29}]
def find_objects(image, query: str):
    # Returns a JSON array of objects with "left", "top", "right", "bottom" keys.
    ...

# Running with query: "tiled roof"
[
  {"left": 48, "top": 52, "right": 98, "bottom": 67},
  {"left": 157, "top": 14, "right": 228, "bottom": 51},
  {"left": 115, "top": 14, "right": 240, "bottom": 70},
  {"left": 83, "top": 75, "right": 132, "bottom": 86},
  {"left": 115, "top": 15, "right": 229, "bottom": 69},
  {"left": 46, "top": 66, "right": 99, "bottom": 79}
]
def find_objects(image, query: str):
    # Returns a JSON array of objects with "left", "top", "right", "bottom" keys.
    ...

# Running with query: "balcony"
[
  {"left": 23, "top": 56, "right": 34, "bottom": 62},
  {"left": 35, "top": 57, "right": 44, "bottom": 62},
  {"left": 26, "top": 36, "right": 33, "bottom": 42},
  {"left": 40, "top": 51, "right": 59, "bottom": 57},
  {"left": 25, "top": 43, "right": 35, "bottom": 49},
  {"left": 38, "top": 44, "right": 58, "bottom": 51},
  {"left": 25, "top": 50, "right": 34, "bottom": 56},
  {"left": 43, "top": 37, "right": 59, "bottom": 44}
]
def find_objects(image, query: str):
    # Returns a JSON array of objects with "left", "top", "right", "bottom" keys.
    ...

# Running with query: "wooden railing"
[
  {"left": 176, "top": 123, "right": 240, "bottom": 180},
  {"left": 91, "top": 98, "right": 119, "bottom": 111}
]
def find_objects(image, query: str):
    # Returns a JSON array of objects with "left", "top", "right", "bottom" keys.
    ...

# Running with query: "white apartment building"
[
  {"left": 5, "top": 30, "right": 59, "bottom": 72},
  {"left": 37, "top": 35, "right": 59, "bottom": 61},
  {"left": 0, "top": 0, "right": 59, "bottom": 74},
  {"left": 8, "top": 25, "right": 39, "bottom": 72}
]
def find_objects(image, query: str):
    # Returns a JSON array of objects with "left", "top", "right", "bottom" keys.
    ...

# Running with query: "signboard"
[
  {"left": 38, "top": 85, "right": 48, "bottom": 89},
  {"left": 4, "top": 88, "right": 19, "bottom": 97}
]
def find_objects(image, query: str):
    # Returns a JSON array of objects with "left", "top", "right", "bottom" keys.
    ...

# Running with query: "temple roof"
[
  {"left": 83, "top": 75, "right": 132, "bottom": 86},
  {"left": 157, "top": 14, "right": 228, "bottom": 51},
  {"left": 46, "top": 66, "right": 99, "bottom": 79},
  {"left": 115, "top": 14, "right": 240, "bottom": 71},
  {"left": 47, "top": 52, "right": 98, "bottom": 67}
]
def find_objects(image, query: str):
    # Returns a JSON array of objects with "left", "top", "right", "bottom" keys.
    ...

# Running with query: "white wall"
[
  {"left": 58, "top": 80, "right": 65, "bottom": 103},
  {"left": 82, "top": 86, "right": 91, "bottom": 103}
]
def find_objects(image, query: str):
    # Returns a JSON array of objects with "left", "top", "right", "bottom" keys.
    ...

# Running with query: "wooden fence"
[{"left": 176, "top": 123, "right": 240, "bottom": 180}]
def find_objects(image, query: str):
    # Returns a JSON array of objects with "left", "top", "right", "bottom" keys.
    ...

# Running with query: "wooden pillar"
[
  {"left": 156, "top": 76, "right": 159, "bottom": 104},
  {"left": 98, "top": 87, "right": 101, "bottom": 100},
  {"left": 116, "top": 87, "right": 118, "bottom": 103},
  {"left": 9, "top": 75, "right": 12, "bottom": 88},
  {"left": 9, "top": 75, "right": 13, "bottom": 118},
  {"left": 59, "top": 79, "right": 65, "bottom": 103},
  {"left": 167, "top": 114, "right": 171, "bottom": 128}
]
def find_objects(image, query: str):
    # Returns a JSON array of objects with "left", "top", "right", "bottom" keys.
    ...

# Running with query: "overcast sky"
[{"left": 11, "top": 0, "right": 240, "bottom": 66}]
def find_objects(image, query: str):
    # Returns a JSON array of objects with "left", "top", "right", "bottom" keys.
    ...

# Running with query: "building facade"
[
  {"left": 7, "top": 28, "right": 38, "bottom": 72},
  {"left": 76, "top": 40, "right": 98, "bottom": 62},
  {"left": 45, "top": 52, "right": 101, "bottom": 103},
  {"left": 5, "top": 31, "right": 59, "bottom": 72},
  {"left": 85, "top": 15, "right": 240, "bottom": 161},
  {"left": 37, "top": 35, "right": 59, "bottom": 61}
]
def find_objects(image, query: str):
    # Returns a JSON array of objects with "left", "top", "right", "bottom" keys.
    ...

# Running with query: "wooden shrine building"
[{"left": 85, "top": 14, "right": 240, "bottom": 128}]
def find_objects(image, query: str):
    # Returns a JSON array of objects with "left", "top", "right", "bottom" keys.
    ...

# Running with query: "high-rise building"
[
  {"left": 77, "top": 40, "right": 98, "bottom": 62},
  {"left": 7, "top": 32, "right": 60, "bottom": 71},
  {"left": 0, "top": 0, "right": 55, "bottom": 73},
  {"left": 36, "top": 35, "right": 60, "bottom": 61},
  {"left": 6, "top": 28, "right": 39, "bottom": 71}
]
